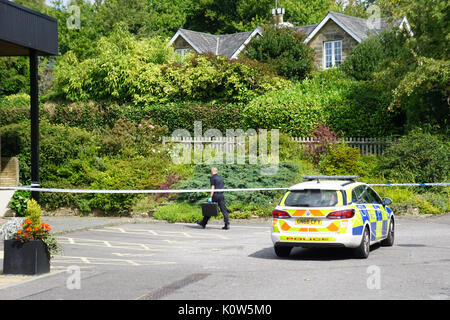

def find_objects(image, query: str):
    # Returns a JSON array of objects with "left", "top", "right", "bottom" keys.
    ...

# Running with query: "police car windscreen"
[{"left": 284, "top": 190, "right": 338, "bottom": 207}]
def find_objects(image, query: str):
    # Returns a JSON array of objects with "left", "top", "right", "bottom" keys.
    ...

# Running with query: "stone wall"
[
  {"left": 307, "top": 19, "right": 359, "bottom": 69},
  {"left": 0, "top": 157, "right": 19, "bottom": 187},
  {"left": 172, "top": 36, "right": 196, "bottom": 52}
]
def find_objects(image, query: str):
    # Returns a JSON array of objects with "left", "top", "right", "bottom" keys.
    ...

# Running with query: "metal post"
[{"left": 29, "top": 49, "right": 40, "bottom": 202}]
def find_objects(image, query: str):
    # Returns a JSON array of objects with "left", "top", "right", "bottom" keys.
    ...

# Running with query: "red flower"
[
  {"left": 17, "top": 230, "right": 23, "bottom": 234},
  {"left": 34, "top": 227, "right": 40, "bottom": 231},
  {"left": 25, "top": 219, "right": 32, "bottom": 224},
  {"left": 26, "top": 227, "right": 32, "bottom": 232}
]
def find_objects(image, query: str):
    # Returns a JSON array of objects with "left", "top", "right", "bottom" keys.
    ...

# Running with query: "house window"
[
  {"left": 175, "top": 48, "right": 190, "bottom": 57},
  {"left": 323, "top": 40, "right": 342, "bottom": 69}
]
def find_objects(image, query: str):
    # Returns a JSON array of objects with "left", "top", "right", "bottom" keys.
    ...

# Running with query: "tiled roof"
[
  {"left": 298, "top": 11, "right": 405, "bottom": 42},
  {"left": 177, "top": 28, "right": 257, "bottom": 58},
  {"left": 294, "top": 24, "right": 318, "bottom": 37}
]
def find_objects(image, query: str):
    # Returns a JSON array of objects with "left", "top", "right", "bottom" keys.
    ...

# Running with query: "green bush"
[
  {"left": 0, "top": 57, "right": 29, "bottom": 95},
  {"left": 244, "top": 24, "right": 315, "bottom": 81},
  {"left": 341, "top": 30, "right": 413, "bottom": 81},
  {"left": 318, "top": 143, "right": 365, "bottom": 176},
  {"left": 1, "top": 120, "right": 97, "bottom": 184},
  {"left": 53, "top": 28, "right": 290, "bottom": 105},
  {"left": 242, "top": 69, "right": 400, "bottom": 137},
  {"left": 176, "top": 162, "right": 300, "bottom": 207},
  {"left": 374, "top": 186, "right": 449, "bottom": 215},
  {"left": 9, "top": 191, "right": 31, "bottom": 216},
  {"left": 0, "top": 93, "right": 33, "bottom": 127},
  {"left": 378, "top": 128, "right": 449, "bottom": 183},
  {"left": 242, "top": 81, "right": 326, "bottom": 137}
]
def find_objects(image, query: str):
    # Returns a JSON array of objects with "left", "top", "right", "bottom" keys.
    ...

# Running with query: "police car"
[{"left": 271, "top": 176, "right": 394, "bottom": 259}]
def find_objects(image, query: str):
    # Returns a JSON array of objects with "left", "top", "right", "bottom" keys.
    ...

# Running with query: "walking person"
[{"left": 197, "top": 167, "right": 230, "bottom": 230}]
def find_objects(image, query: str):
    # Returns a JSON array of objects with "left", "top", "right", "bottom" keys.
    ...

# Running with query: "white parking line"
[
  {"left": 92, "top": 227, "right": 231, "bottom": 240},
  {"left": 52, "top": 255, "right": 176, "bottom": 266}
]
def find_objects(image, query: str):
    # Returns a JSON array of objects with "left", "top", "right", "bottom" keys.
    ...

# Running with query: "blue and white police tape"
[
  {"left": 369, "top": 183, "right": 450, "bottom": 187},
  {"left": 0, "top": 186, "right": 289, "bottom": 194},
  {"left": 0, "top": 182, "right": 448, "bottom": 194}
]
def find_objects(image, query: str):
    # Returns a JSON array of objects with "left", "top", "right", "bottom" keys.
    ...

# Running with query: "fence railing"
[
  {"left": 162, "top": 136, "right": 396, "bottom": 155},
  {"left": 292, "top": 137, "right": 396, "bottom": 155}
]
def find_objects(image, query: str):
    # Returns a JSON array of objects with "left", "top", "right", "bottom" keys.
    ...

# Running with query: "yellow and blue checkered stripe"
[{"left": 352, "top": 204, "right": 391, "bottom": 240}]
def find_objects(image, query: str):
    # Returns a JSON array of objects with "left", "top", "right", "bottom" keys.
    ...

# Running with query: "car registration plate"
[{"left": 295, "top": 218, "right": 322, "bottom": 225}]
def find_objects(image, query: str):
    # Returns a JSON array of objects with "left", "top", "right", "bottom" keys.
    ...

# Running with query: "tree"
[
  {"left": 183, "top": 0, "right": 273, "bottom": 34},
  {"left": 341, "top": 30, "right": 414, "bottom": 81},
  {"left": 391, "top": 57, "right": 450, "bottom": 132},
  {"left": 244, "top": 24, "right": 314, "bottom": 81},
  {"left": 281, "top": 0, "right": 340, "bottom": 25},
  {"left": 0, "top": 57, "right": 29, "bottom": 96},
  {"left": 375, "top": 0, "right": 450, "bottom": 59}
]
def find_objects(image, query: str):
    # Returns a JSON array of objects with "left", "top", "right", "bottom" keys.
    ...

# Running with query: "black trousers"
[{"left": 202, "top": 193, "right": 229, "bottom": 225}]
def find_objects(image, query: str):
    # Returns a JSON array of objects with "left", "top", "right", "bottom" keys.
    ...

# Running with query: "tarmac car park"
[{"left": 271, "top": 176, "right": 395, "bottom": 259}]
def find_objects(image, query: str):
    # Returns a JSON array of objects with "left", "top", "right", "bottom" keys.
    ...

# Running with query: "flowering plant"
[
  {"left": 14, "top": 199, "right": 62, "bottom": 258},
  {"left": 15, "top": 219, "right": 52, "bottom": 241}
]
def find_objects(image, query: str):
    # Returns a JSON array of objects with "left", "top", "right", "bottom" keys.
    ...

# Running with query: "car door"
[
  {"left": 366, "top": 187, "right": 389, "bottom": 240},
  {"left": 353, "top": 185, "right": 378, "bottom": 241},
  {"left": 351, "top": 185, "right": 372, "bottom": 238}
]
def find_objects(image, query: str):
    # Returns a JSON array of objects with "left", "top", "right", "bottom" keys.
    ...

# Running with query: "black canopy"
[{"left": 0, "top": 0, "right": 58, "bottom": 200}]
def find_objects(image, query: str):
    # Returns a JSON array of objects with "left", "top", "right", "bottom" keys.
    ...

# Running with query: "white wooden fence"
[
  {"left": 292, "top": 137, "right": 396, "bottom": 155},
  {"left": 162, "top": 136, "right": 395, "bottom": 155}
]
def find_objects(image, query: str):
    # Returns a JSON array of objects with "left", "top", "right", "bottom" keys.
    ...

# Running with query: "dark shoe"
[
  {"left": 222, "top": 224, "right": 230, "bottom": 230},
  {"left": 196, "top": 220, "right": 206, "bottom": 229}
]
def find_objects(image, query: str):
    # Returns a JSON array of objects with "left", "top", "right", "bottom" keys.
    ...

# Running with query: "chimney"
[{"left": 272, "top": 7, "right": 285, "bottom": 25}]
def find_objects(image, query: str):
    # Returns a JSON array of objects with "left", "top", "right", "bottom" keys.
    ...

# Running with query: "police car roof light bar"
[{"left": 303, "top": 176, "right": 358, "bottom": 183}]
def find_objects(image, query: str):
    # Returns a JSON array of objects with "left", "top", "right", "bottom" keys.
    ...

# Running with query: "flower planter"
[{"left": 3, "top": 239, "right": 50, "bottom": 275}]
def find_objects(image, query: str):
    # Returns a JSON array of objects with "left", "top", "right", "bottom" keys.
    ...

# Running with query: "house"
[
  {"left": 169, "top": 9, "right": 412, "bottom": 68},
  {"left": 168, "top": 27, "right": 262, "bottom": 60},
  {"left": 295, "top": 11, "right": 413, "bottom": 69}
]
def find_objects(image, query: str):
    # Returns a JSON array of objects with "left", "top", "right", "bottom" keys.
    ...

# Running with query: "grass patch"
[{"left": 153, "top": 202, "right": 203, "bottom": 223}]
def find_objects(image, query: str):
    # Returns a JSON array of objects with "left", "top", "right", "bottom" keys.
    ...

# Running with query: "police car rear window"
[{"left": 284, "top": 189, "right": 339, "bottom": 207}]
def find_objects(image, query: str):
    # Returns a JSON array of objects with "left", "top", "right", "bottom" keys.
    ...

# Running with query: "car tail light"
[
  {"left": 326, "top": 209, "right": 355, "bottom": 219},
  {"left": 272, "top": 209, "right": 291, "bottom": 219}
]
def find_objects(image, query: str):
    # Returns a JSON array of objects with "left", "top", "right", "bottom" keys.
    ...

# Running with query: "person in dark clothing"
[{"left": 197, "top": 167, "right": 230, "bottom": 230}]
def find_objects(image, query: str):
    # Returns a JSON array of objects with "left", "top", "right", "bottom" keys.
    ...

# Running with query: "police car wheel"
[
  {"left": 354, "top": 227, "right": 370, "bottom": 259},
  {"left": 381, "top": 218, "right": 395, "bottom": 247},
  {"left": 274, "top": 245, "right": 292, "bottom": 258}
]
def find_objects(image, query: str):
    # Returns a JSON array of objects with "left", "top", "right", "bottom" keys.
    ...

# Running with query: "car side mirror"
[{"left": 382, "top": 197, "right": 392, "bottom": 206}]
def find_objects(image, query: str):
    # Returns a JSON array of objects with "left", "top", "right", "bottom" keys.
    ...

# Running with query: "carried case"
[{"left": 201, "top": 202, "right": 219, "bottom": 217}]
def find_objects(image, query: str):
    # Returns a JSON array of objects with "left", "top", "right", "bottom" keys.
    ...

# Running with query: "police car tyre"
[
  {"left": 274, "top": 245, "right": 293, "bottom": 258},
  {"left": 353, "top": 227, "right": 370, "bottom": 259},
  {"left": 381, "top": 218, "right": 395, "bottom": 247}
]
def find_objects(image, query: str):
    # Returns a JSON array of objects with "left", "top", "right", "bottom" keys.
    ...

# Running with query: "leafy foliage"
[
  {"left": 341, "top": 30, "right": 414, "bottom": 81},
  {"left": 304, "top": 123, "right": 340, "bottom": 165},
  {"left": 391, "top": 57, "right": 450, "bottom": 132},
  {"left": 0, "top": 57, "right": 29, "bottom": 96},
  {"left": 176, "top": 162, "right": 300, "bottom": 207},
  {"left": 244, "top": 24, "right": 315, "bottom": 81},
  {"left": 0, "top": 218, "right": 25, "bottom": 241},
  {"left": 53, "top": 29, "right": 289, "bottom": 105},
  {"left": 319, "top": 143, "right": 365, "bottom": 176},
  {"left": 378, "top": 128, "right": 450, "bottom": 183},
  {"left": 9, "top": 191, "right": 31, "bottom": 216}
]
